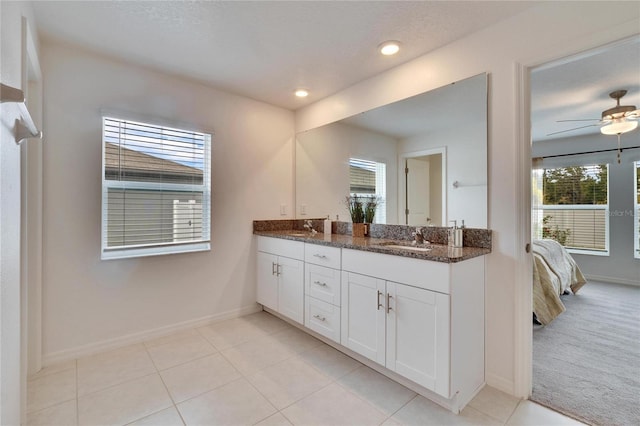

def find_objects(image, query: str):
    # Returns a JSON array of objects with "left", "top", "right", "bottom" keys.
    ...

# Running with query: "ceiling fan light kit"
[{"left": 600, "top": 119, "right": 638, "bottom": 135}]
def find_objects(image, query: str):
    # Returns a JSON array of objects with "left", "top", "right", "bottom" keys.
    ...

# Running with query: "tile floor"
[{"left": 27, "top": 311, "right": 585, "bottom": 426}]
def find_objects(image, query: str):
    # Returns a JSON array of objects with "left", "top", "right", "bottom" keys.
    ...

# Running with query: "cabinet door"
[
  {"left": 386, "top": 281, "right": 450, "bottom": 397},
  {"left": 278, "top": 256, "right": 304, "bottom": 324},
  {"left": 340, "top": 272, "right": 386, "bottom": 365},
  {"left": 257, "top": 251, "right": 278, "bottom": 311}
]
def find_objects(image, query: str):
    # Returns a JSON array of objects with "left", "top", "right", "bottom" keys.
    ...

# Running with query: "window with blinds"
[
  {"left": 538, "top": 164, "right": 609, "bottom": 255},
  {"left": 349, "top": 158, "right": 386, "bottom": 224},
  {"left": 101, "top": 117, "right": 211, "bottom": 259},
  {"left": 635, "top": 161, "right": 640, "bottom": 259}
]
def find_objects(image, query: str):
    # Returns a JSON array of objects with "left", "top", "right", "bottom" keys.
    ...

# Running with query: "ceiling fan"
[{"left": 548, "top": 89, "right": 640, "bottom": 137}]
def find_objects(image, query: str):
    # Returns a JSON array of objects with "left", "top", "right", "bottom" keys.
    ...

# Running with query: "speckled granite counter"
[{"left": 253, "top": 227, "right": 491, "bottom": 263}]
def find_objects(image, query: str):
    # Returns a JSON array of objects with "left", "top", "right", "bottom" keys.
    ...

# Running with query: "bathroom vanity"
[{"left": 254, "top": 223, "right": 490, "bottom": 413}]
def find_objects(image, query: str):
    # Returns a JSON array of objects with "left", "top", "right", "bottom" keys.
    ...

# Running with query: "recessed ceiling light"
[
  {"left": 379, "top": 41, "right": 401, "bottom": 56},
  {"left": 295, "top": 89, "right": 309, "bottom": 98}
]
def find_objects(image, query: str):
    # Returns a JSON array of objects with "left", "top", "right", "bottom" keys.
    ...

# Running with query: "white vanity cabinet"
[
  {"left": 304, "top": 243, "right": 342, "bottom": 343},
  {"left": 341, "top": 248, "right": 484, "bottom": 402},
  {"left": 256, "top": 236, "right": 305, "bottom": 324}
]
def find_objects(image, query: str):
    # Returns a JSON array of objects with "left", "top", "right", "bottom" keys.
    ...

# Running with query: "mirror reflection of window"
[{"left": 349, "top": 158, "right": 386, "bottom": 224}]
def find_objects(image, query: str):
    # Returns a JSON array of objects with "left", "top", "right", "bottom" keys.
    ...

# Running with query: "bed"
[{"left": 532, "top": 239, "right": 587, "bottom": 325}]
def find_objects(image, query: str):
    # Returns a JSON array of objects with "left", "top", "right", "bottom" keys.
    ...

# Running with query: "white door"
[
  {"left": 277, "top": 257, "right": 304, "bottom": 324},
  {"left": 257, "top": 251, "right": 278, "bottom": 311},
  {"left": 406, "top": 158, "right": 430, "bottom": 225},
  {"left": 385, "top": 281, "right": 450, "bottom": 397},
  {"left": 341, "top": 272, "right": 386, "bottom": 365}
]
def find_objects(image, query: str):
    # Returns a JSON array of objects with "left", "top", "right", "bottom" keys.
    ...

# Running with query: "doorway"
[{"left": 399, "top": 148, "right": 446, "bottom": 226}]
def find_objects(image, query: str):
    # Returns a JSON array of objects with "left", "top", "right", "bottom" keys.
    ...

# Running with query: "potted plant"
[
  {"left": 364, "top": 195, "right": 380, "bottom": 224},
  {"left": 345, "top": 194, "right": 366, "bottom": 237}
]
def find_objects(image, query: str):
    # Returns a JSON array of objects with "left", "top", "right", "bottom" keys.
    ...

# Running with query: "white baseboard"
[
  {"left": 43, "top": 304, "right": 262, "bottom": 366},
  {"left": 584, "top": 274, "right": 640, "bottom": 287},
  {"left": 486, "top": 372, "right": 515, "bottom": 395}
]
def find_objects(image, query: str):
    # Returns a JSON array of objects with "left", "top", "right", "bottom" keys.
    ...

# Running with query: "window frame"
[
  {"left": 635, "top": 161, "right": 640, "bottom": 259},
  {"left": 348, "top": 157, "right": 387, "bottom": 224},
  {"left": 100, "top": 116, "right": 211, "bottom": 260},
  {"left": 538, "top": 163, "right": 610, "bottom": 256}
]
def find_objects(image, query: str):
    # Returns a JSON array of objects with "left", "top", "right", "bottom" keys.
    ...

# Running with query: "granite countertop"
[{"left": 254, "top": 230, "right": 491, "bottom": 263}]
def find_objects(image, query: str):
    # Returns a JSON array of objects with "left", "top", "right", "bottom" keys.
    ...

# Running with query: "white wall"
[
  {"left": 533, "top": 133, "right": 640, "bottom": 285},
  {"left": 399, "top": 125, "right": 487, "bottom": 228},
  {"left": 296, "top": 2, "right": 640, "bottom": 395},
  {"left": 0, "top": 2, "right": 40, "bottom": 424},
  {"left": 296, "top": 122, "right": 398, "bottom": 223},
  {"left": 40, "top": 41, "right": 294, "bottom": 360}
]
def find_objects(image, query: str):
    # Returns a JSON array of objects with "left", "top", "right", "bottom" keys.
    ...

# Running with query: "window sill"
[
  {"left": 101, "top": 242, "right": 210, "bottom": 260},
  {"left": 567, "top": 248, "right": 609, "bottom": 257}
]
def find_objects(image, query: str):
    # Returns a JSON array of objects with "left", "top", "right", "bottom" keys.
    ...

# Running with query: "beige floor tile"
[
  {"left": 146, "top": 333, "right": 217, "bottom": 371},
  {"left": 468, "top": 385, "right": 520, "bottom": 423},
  {"left": 26, "top": 399, "right": 77, "bottom": 426},
  {"left": 255, "top": 412, "right": 293, "bottom": 426},
  {"left": 160, "top": 353, "right": 241, "bottom": 403},
  {"left": 128, "top": 406, "right": 185, "bottom": 425},
  {"left": 197, "top": 317, "right": 269, "bottom": 350},
  {"left": 77, "top": 344, "right": 156, "bottom": 396},
  {"left": 281, "top": 382, "right": 387, "bottom": 426},
  {"left": 337, "top": 365, "right": 416, "bottom": 415},
  {"left": 78, "top": 374, "right": 173, "bottom": 426},
  {"left": 243, "top": 311, "right": 293, "bottom": 335},
  {"left": 391, "top": 395, "right": 501, "bottom": 425},
  {"left": 221, "top": 335, "right": 295, "bottom": 376},
  {"left": 144, "top": 328, "right": 202, "bottom": 348},
  {"left": 28, "top": 359, "right": 76, "bottom": 381},
  {"left": 177, "top": 378, "right": 277, "bottom": 426},
  {"left": 27, "top": 368, "right": 76, "bottom": 413},
  {"left": 270, "top": 327, "right": 323, "bottom": 354},
  {"left": 506, "top": 401, "right": 587, "bottom": 425},
  {"left": 296, "top": 344, "right": 362, "bottom": 380},
  {"left": 247, "top": 356, "right": 332, "bottom": 409}
]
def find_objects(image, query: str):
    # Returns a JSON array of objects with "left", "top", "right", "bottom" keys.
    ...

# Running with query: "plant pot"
[{"left": 352, "top": 223, "right": 367, "bottom": 238}]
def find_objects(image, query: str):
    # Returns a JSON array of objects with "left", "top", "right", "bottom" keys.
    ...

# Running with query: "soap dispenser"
[
  {"left": 324, "top": 215, "right": 332, "bottom": 236},
  {"left": 448, "top": 220, "right": 457, "bottom": 247}
]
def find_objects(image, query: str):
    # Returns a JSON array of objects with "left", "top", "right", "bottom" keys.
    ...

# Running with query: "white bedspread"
[{"left": 532, "top": 239, "right": 587, "bottom": 325}]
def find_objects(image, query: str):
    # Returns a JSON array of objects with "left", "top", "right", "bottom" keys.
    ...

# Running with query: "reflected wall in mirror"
[{"left": 295, "top": 73, "right": 488, "bottom": 228}]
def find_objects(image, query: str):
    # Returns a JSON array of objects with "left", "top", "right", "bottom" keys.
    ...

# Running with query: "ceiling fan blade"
[
  {"left": 546, "top": 123, "right": 600, "bottom": 136},
  {"left": 556, "top": 119, "right": 601, "bottom": 122}
]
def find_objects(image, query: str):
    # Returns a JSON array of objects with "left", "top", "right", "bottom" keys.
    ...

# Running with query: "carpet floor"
[{"left": 531, "top": 280, "right": 640, "bottom": 426}]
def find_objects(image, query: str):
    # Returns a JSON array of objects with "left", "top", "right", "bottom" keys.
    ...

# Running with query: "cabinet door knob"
[
  {"left": 377, "top": 290, "right": 383, "bottom": 310},
  {"left": 313, "top": 280, "right": 327, "bottom": 287},
  {"left": 313, "top": 314, "right": 326, "bottom": 322},
  {"left": 387, "top": 293, "right": 393, "bottom": 313}
]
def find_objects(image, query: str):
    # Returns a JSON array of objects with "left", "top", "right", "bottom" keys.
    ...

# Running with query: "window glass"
[
  {"left": 349, "top": 158, "right": 386, "bottom": 224},
  {"left": 102, "top": 117, "right": 211, "bottom": 259},
  {"left": 537, "top": 164, "right": 609, "bottom": 254}
]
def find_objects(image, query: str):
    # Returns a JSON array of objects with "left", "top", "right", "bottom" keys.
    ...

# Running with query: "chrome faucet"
[
  {"left": 412, "top": 227, "right": 428, "bottom": 245},
  {"left": 303, "top": 220, "right": 318, "bottom": 236}
]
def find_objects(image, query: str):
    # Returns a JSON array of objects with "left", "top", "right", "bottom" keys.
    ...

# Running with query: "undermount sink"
[
  {"left": 377, "top": 243, "right": 432, "bottom": 252},
  {"left": 287, "top": 232, "right": 310, "bottom": 237}
]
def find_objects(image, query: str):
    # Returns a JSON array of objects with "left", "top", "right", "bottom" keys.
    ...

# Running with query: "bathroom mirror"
[{"left": 295, "top": 73, "right": 488, "bottom": 227}]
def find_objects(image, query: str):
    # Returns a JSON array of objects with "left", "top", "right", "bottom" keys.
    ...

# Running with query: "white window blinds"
[
  {"left": 101, "top": 117, "right": 211, "bottom": 259},
  {"left": 349, "top": 158, "right": 386, "bottom": 224},
  {"left": 536, "top": 164, "right": 609, "bottom": 254}
]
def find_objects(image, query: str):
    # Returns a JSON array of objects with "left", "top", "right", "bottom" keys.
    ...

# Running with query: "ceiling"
[
  {"left": 531, "top": 37, "right": 640, "bottom": 142},
  {"left": 31, "top": 1, "right": 533, "bottom": 110}
]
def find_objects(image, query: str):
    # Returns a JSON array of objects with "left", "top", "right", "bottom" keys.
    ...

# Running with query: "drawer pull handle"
[
  {"left": 377, "top": 291, "right": 383, "bottom": 310},
  {"left": 313, "top": 254, "right": 328, "bottom": 259},
  {"left": 387, "top": 293, "right": 393, "bottom": 313},
  {"left": 276, "top": 264, "right": 282, "bottom": 277},
  {"left": 272, "top": 262, "right": 277, "bottom": 276},
  {"left": 313, "top": 314, "right": 326, "bottom": 322},
  {"left": 313, "top": 280, "right": 327, "bottom": 287}
]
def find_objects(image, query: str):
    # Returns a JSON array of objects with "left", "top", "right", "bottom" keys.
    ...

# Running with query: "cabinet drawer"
[
  {"left": 306, "top": 264, "right": 341, "bottom": 306},
  {"left": 257, "top": 236, "right": 304, "bottom": 260},
  {"left": 304, "top": 243, "right": 341, "bottom": 269},
  {"left": 305, "top": 297, "right": 340, "bottom": 343}
]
